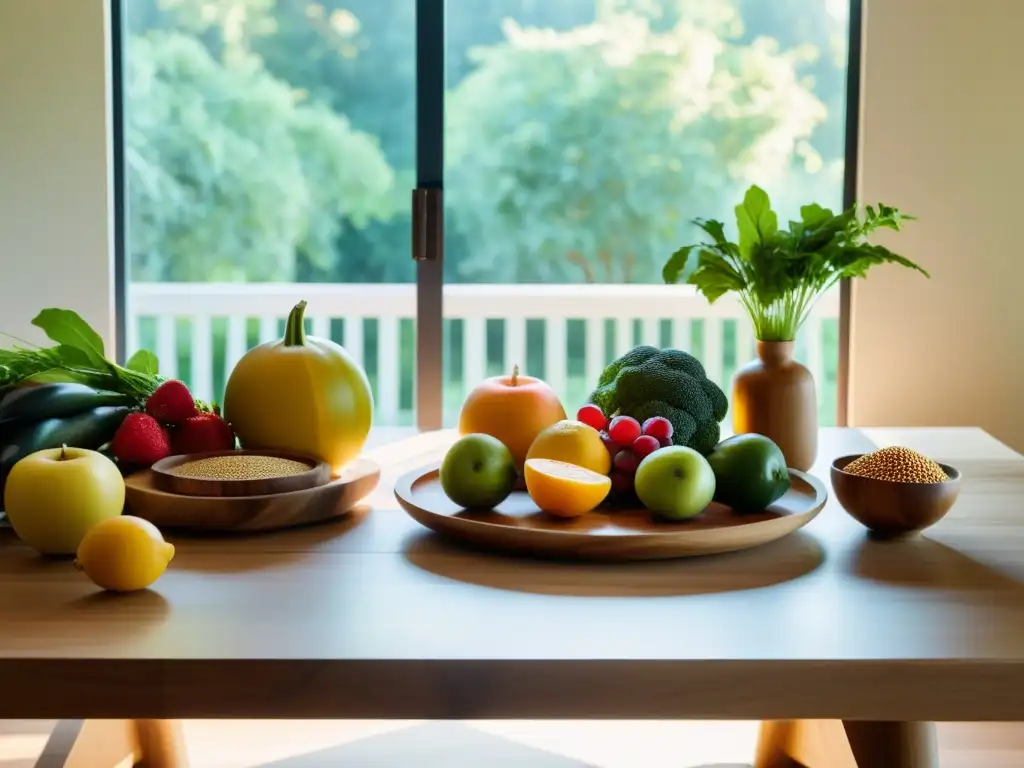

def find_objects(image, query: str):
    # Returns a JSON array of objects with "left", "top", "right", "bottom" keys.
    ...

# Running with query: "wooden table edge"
[{"left": 4, "top": 658, "right": 1023, "bottom": 721}]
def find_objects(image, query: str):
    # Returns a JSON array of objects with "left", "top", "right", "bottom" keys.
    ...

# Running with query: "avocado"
[{"left": 706, "top": 433, "right": 790, "bottom": 513}]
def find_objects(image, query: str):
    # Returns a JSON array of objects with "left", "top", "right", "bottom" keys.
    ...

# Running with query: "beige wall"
[
  {"left": 851, "top": 0, "right": 1024, "bottom": 450},
  {"left": 0, "top": 0, "right": 116, "bottom": 350}
]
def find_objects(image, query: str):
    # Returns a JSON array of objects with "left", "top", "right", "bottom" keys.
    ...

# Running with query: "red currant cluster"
[{"left": 575, "top": 404, "right": 673, "bottom": 495}]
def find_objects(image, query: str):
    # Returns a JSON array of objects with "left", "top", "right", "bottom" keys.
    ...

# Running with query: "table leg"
[
  {"left": 754, "top": 720, "right": 938, "bottom": 768},
  {"left": 754, "top": 720, "right": 857, "bottom": 768},
  {"left": 842, "top": 721, "right": 938, "bottom": 768},
  {"left": 63, "top": 719, "right": 188, "bottom": 768}
]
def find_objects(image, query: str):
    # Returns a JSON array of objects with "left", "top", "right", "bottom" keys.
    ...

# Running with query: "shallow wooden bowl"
[
  {"left": 395, "top": 463, "right": 827, "bottom": 561},
  {"left": 830, "top": 454, "right": 961, "bottom": 538},
  {"left": 125, "top": 458, "right": 380, "bottom": 533},
  {"left": 150, "top": 450, "right": 330, "bottom": 498}
]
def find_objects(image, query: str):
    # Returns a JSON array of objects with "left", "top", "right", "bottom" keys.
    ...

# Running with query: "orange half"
[{"left": 524, "top": 458, "right": 611, "bottom": 518}]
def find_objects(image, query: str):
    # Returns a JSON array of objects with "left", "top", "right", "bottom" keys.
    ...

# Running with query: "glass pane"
[
  {"left": 123, "top": 0, "right": 416, "bottom": 426},
  {"left": 443, "top": 0, "right": 849, "bottom": 428}
]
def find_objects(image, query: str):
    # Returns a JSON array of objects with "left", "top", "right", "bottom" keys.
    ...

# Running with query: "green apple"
[
  {"left": 440, "top": 433, "right": 517, "bottom": 509},
  {"left": 4, "top": 445, "right": 125, "bottom": 555},
  {"left": 635, "top": 445, "right": 716, "bottom": 521}
]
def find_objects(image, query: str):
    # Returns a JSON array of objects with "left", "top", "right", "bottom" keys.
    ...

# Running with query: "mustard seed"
[
  {"left": 171, "top": 455, "right": 309, "bottom": 481},
  {"left": 844, "top": 446, "right": 948, "bottom": 484}
]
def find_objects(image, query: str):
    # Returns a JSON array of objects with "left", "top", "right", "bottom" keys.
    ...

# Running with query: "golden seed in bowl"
[
  {"left": 170, "top": 455, "right": 310, "bottom": 481},
  {"left": 844, "top": 446, "right": 948, "bottom": 484}
]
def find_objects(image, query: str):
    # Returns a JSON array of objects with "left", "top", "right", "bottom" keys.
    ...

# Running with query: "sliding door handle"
[{"left": 412, "top": 187, "right": 443, "bottom": 262}]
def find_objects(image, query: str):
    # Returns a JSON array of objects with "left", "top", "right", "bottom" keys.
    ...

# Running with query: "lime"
[
  {"left": 706, "top": 433, "right": 790, "bottom": 513},
  {"left": 440, "top": 434, "right": 517, "bottom": 509}
]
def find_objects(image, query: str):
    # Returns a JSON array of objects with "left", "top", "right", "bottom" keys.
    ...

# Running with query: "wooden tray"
[
  {"left": 150, "top": 450, "right": 330, "bottom": 498},
  {"left": 125, "top": 458, "right": 380, "bottom": 533},
  {"left": 395, "top": 464, "right": 827, "bottom": 561}
]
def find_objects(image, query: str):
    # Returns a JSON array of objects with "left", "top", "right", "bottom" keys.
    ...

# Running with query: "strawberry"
[
  {"left": 146, "top": 379, "right": 197, "bottom": 424},
  {"left": 171, "top": 413, "right": 235, "bottom": 455},
  {"left": 112, "top": 412, "right": 172, "bottom": 466}
]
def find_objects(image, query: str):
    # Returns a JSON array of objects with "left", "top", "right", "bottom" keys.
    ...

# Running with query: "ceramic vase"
[{"left": 731, "top": 340, "right": 817, "bottom": 471}]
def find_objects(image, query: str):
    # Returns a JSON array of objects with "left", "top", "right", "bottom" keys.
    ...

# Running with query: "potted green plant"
[{"left": 662, "top": 185, "right": 928, "bottom": 470}]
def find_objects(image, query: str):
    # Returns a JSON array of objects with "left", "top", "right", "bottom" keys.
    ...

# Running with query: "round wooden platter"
[
  {"left": 124, "top": 458, "right": 381, "bottom": 533},
  {"left": 150, "top": 450, "right": 330, "bottom": 498},
  {"left": 394, "top": 464, "right": 828, "bottom": 561}
]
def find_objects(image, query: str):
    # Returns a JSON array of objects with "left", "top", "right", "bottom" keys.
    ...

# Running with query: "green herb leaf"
[
  {"left": 125, "top": 349, "right": 159, "bottom": 375},
  {"left": 835, "top": 243, "right": 931, "bottom": 280},
  {"left": 688, "top": 250, "right": 746, "bottom": 304},
  {"left": 23, "top": 369, "right": 89, "bottom": 385},
  {"left": 800, "top": 203, "right": 833, "bottom": 228},
  {"left": 31, "top": 309, "right": 107, "bottom": 369},
  {"left": 694, "top": 218, "right": 730, "bottom": 248},
  {"left": 662, "top": 245, "right": 695, "bottom": 284},
  {"left": 662, "top": 191, "right": 924, "bottom": 341},
  {"left": 734, "top": 185, "right": 778, "bottom": 258},
  {"left": 801, "top": 206, "right": 857, "bottom": 251},
  {"left": 55, "top": 344, "right": 96, "bottom": 368}
]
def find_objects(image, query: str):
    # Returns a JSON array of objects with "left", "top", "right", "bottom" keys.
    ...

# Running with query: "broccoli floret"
[
  {"left": 587, "top": 347, "right": 728, "bottom": 455},
  {"left": 654, "top": 348, "right": 707, "bottom": 379},
  {"left": 698, "top": 376, "right": 729, "bottom": 422},
  {"left": 596, "top": 345, "right": 660, "bottom": 388},
  {"left": 690, "top": 419, "right": 722, "bottom": 456},
  {"left": 589, "top": 381, "right": 620, "bottom": 416}
]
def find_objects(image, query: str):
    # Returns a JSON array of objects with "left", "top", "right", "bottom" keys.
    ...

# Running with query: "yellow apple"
[{"left": 4, "top": 445, "right": 125, "bottom": 555}]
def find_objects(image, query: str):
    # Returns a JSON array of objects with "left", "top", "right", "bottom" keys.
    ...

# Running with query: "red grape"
[
  {"left": 632, "top": 434, "right": 660, "bottom": 459},
  {"left": 641, "top": 416, "right": 673, "bottom": 441},
  {"left": 613, "top": 448, "right": 640, "bottom": 475},
  {"left": 599, "top": 430, "right": 619, "bottom": 457},
  {"left": 610, "top": 471, "right": 634, "bottom": 494},
  {"left": 576, "top": 404, "right": 607, "bottom": 431},
  {"left": 658, "top": 436, "right": 674, "bottom": 448},
  {"left": 608, "top": 415, "right": 641, "bottom": 445}
]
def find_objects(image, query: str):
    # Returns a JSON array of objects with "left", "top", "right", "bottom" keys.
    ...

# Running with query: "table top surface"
[{"left": 2, "top": 426, "right": 1023, "bottom": 721}]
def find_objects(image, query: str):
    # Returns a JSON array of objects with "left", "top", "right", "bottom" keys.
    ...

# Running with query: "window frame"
[{"left": 110, "top": 0, "right": 862, "bottom": 430}]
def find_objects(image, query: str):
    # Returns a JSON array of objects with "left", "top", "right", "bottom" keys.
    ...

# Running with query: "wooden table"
[{"left": 1, "top": 427, "right": 1023, "bottom": 768}]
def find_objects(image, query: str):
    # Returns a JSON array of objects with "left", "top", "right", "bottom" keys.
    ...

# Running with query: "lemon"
[
  {"left": 74, "top": 516, "right": 175, "bottom": 592},
  {"left": 524, "top": 458, "right": 612, "bottom": 518},
  {"left": 525, "top": 419, "right": 612, "bottom": 476}
]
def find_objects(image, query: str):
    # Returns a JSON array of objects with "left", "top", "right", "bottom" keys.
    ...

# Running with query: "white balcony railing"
[{"left": 126, "top": 283, "right": 841, "bottom": 426}]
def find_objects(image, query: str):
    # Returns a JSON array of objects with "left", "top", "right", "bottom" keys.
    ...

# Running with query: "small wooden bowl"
[
  {"left": 150, "top": 450, "right": 330, "bottom": 498},
  {"left": 830, "top": 454, "right": 961, "bottom": 538}
]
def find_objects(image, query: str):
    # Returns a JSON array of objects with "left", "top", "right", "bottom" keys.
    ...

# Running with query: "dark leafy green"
[
  {"left": 1, "top": 309, "right": 163, "bottom": 401},
  {"left": 125, "top": 349, "right": 159, "bottom": 376},
  {"left": 663, "top": 186, "right": 928, "bottom": 341},
  {"left": 32, "top": 309, "right": 110, "bottom": 370}
]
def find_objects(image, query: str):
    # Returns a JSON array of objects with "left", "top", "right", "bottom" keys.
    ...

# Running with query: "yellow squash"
[{"left": 223, "top": 301, "right": 374, "bottom": 472}]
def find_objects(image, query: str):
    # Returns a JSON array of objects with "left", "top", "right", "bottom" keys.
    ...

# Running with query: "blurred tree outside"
[
  {"left": 127, "top": 32, "right": 395, "bottom": 282},
  {"left": 446, "top": 5, "right": 829, "bottom": 283},
  {"left": 126, "top": 2, "right": 396, "bottom": 282},
  {"left": 126, "top": 0, "right": 849, "bottom": 286}
]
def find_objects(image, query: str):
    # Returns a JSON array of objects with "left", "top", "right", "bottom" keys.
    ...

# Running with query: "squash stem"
[{"left": 284, "top": 301, "right": 308, "bottom": 347}]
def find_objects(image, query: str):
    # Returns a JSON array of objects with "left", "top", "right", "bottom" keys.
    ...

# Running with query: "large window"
[{"left": 119, "top": 0, "right": 852, "bottom": 429}]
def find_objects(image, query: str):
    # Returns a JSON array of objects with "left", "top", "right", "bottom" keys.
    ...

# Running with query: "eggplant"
[{"left": 0, "top": 382, "right": 134, "bottom": 426}]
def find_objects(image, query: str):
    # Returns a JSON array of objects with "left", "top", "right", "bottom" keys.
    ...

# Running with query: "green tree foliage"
[
  {"left": 250, "top": 1, "right": 595, "bottom": 282},
  {"left": 126, "top": 30, "right": 395, "bottom": 282},
  {"left": 125, "top": 0, "right": 848, "bottom": 286},
  {"left": 446, "top": 7, "right": 829, "bottom": 284}
]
